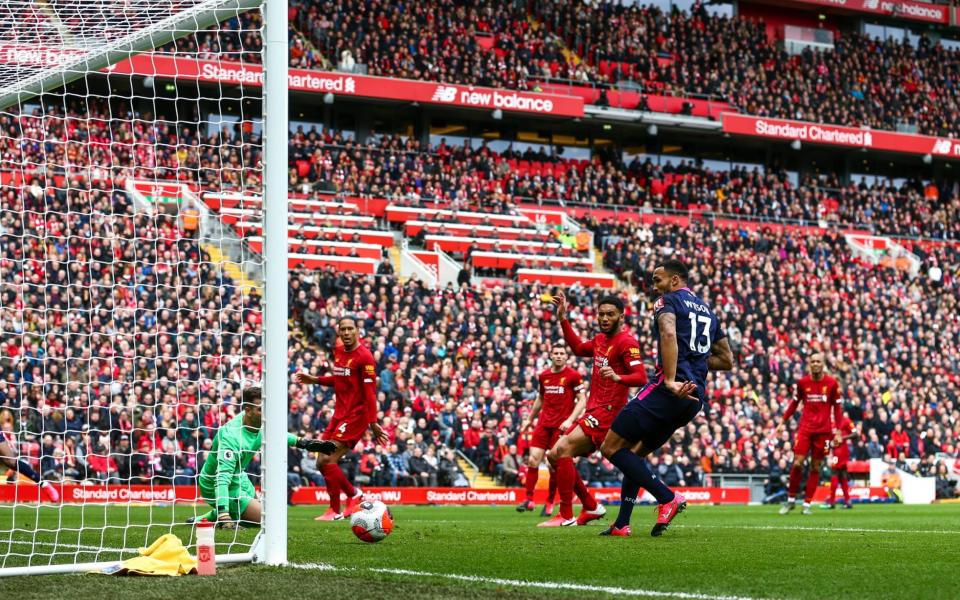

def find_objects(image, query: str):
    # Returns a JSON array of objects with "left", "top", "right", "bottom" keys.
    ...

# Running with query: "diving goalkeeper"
[{"left": 190, "top": 386, "right": 335, "bottom": 527}]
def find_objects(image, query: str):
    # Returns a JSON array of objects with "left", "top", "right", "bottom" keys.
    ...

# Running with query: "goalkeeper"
[{"left": 190, "top": 386, "right": 334, "bottom": 527}]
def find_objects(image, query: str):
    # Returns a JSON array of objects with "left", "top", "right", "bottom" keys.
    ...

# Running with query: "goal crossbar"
[{"left": 0, "top": 0, "right": 262, "bottom": 110}]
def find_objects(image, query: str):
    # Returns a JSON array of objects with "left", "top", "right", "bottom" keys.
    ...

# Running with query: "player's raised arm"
[
  {"left": 553, "top": 292, "right": 594, "bottom": 357},
  {"left": 708, "top": 337, "right": 734, "bottom": 372}
]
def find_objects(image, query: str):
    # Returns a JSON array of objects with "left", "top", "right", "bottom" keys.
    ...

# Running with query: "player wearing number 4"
[
  {"left": 189, "top": 386, "right": 336, "bottom": 529},
  {"left": 600, "top": 259, "right": 733, "bottom": 537},
  {"left": 294, "top": 315, "right": 389, "bottom": 521}
]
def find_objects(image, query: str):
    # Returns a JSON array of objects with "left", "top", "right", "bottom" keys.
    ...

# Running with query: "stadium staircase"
[
  {"left": 388, "top": 245, "right": 402, "bottom": 276},
  {"left": 527, "top": 15, "right": 582, "bottom": 67},
  {"left": 456, "top": 453, "right": 499, "bottom": 488},
  {"left": 593, "top": 251, "right": 608, "bottom": 277},
  {"left": 203, "top": 243, "right": 261, "bottom": 296}
]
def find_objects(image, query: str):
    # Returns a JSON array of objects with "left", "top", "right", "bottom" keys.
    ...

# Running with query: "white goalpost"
[{"left": 0, "top": 0, "right": 289, "bottom": 575}]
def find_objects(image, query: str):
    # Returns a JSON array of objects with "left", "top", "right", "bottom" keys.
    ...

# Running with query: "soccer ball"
[{"left": 350, "top": 500, "right": 394, "bottom": 543}]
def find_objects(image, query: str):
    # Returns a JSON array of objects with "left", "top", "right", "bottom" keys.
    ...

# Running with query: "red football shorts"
[
  {"left": 323, "top": 418, "right": 366, "bottom": 450},
  {"left": 830, "top": 446, "right": 850, "bottom": 470},
  {"left": 794, "top": 430, "right": 831, "bottom": 460},
  {"left": 529, "top": 424, "right": 562, "bottom": 451},
  {"left": 829, "top": 454, "right": 849, "bottom": 470},
  {"left": 569, "top": 409, "right": 616, "bottom": 450}
]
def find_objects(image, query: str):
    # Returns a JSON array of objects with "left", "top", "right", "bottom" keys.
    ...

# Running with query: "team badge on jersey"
[{"left": 654, "top": 297, "right": 665, "bottom": 312}]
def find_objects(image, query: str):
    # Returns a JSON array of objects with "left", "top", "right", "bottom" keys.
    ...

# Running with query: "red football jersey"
[
  {"left": 785, "top": 375, "right": 841, "bottom": 434},
  {"left": 324, "top": 344, "right": 378, "bottom": 427},
  {"left": 561, "top": 320, "right": 647, "bottom": 415},
  {"left": 832, "top": 417, "right": 856, "bottom": 462},
  {"left": 537, "top": 367, "right": 585, "bottom": 428}
]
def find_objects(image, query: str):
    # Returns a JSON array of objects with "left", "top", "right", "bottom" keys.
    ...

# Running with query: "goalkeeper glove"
[
  {"left": 296, "top": 438, "right": 337, "bottom": 455},
  {"left": 217, "top": 512, "right": 240, "bottom": 530}
]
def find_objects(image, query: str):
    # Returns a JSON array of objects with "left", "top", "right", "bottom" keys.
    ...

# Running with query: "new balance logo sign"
[
  {"left": 431, "top": 86, "right": 458, "bottom": 102},
  {"left": 933, "top": 139, "right": 954, "bottom": 155},
  {"left": 863, "top": 0, "right": 878, "bottom": 9}
]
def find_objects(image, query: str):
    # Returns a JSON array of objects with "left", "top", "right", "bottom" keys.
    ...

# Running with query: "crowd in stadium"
[
  {"left": 288, "top": 129, "right": 960, "bottom": 240},
  {"left": 173, "top": 10, "right": 325, "bottom": 69},
  {"left": 287, "top": 245, "right": 959, "bottom": 491},
  {"left": 0, "top": 176, "right": 264, "bottom": 486},
  {"left": 8, "top": 200, "right": 955, "bottom": 493},
  {"left": 5, "top": 97, "right": 956, "bottom": 241},
  {"left": 176, "top": 0, "right": 960, "bottom": 137},
  {"left": 0, "top": 99, "right": 958, "bottom": 494}
]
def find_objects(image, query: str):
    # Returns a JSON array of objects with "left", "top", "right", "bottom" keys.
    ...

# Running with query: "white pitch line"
[
  {"left": 290, "top": 562, "right": 339, "bottom": 571},
  {"left": 289, "top": 563, "right": 768, "bottom": 600},
  {"left": 679, "top": 524, "right": 960, "bottom": 535}
]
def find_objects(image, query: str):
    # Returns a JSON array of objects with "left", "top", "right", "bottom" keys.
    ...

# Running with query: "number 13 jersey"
[{"left": 652, "top": 287, "right": 725, "bottom": 401}]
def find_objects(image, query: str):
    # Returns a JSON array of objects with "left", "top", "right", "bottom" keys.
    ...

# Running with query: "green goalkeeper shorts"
[{"left": 199, "top": 476, "right": 256, "bottom": 520}]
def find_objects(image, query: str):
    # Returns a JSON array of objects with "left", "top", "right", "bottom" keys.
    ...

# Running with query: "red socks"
[
  {"left": 546, "top": 470, "right": 557, "bottom": 505},
  {"left": 525, "top": 466, "right": 538, "bottom": 502},
  {"left": 338, "top": 466, "right": 357, "bottom": 498},
  {"left": 556, "top": 457, "right": 576, "bottom": 520},
  {"left": 830, "top": 474, "right": 852, "bottom": 505},
  {"left": 804, "top": 469, "right": 821, "bottom": 503},
  {"left": 320, "top": 464, "right": 355, "bottom": 513},
  {"left": 320, "top": 464, "right": 342, "bottom": 513},
  {"left": 788, "top": 464, "right": 803, "bottom": 498},
  {"left": 574, "top": 473, "right": 598, "bottom": 511},
  {"left": 555, "top": 457, "right": 597, "bottom": 518}
]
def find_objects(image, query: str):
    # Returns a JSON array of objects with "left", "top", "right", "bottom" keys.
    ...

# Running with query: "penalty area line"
[{"left": 290, "top": 563, "right": 767, "bottom": 600}]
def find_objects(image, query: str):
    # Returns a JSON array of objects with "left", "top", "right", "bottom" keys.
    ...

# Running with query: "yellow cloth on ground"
[{"left": 100, "top": 533, "right": 198, "bottom": 576}]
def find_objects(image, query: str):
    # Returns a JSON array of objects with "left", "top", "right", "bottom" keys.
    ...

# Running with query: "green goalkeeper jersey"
[{"left": 198, "top": 413, "right": 297, "bottom": 512}]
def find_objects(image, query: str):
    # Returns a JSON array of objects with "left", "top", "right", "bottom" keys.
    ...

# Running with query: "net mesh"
[{"left": 0, "top": 0, "right": 266, "bottom": 571}]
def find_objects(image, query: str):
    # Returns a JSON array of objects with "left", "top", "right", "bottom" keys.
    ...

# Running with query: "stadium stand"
[
  {"left": 182, "top": 0, "right": 960, "bottom": 135},
  {"left": 284, "top": 131, "right": 960, "bottom": 240}
]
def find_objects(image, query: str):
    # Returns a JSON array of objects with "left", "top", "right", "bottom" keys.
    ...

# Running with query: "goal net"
[{"left": 0, "top": 0, "right": 282, "bottom": 575}]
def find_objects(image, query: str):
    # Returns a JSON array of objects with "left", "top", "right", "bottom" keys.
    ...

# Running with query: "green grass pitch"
[{"left": 3, "top": 503, "right": 959, "bottom": 599}]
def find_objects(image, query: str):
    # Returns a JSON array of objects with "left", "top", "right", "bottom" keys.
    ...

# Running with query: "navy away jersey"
[{"left": 652, "top": 287, "right": 724, "bottom": 399}]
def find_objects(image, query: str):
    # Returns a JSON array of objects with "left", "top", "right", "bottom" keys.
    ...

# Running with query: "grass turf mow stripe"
[{"left": 2, "top": 504, "right": 958, "bottom": 599}]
